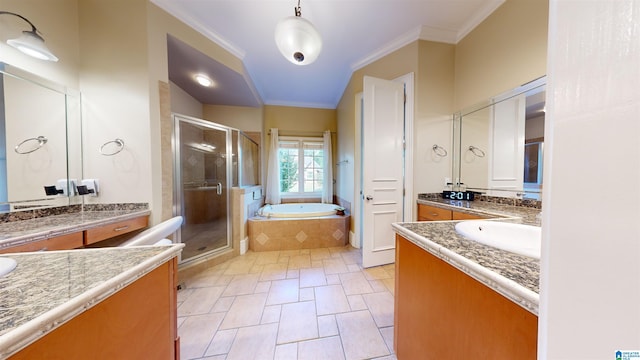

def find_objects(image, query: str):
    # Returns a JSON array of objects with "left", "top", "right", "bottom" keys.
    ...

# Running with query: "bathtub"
[
  {"left": 258, "top": 203, "right": 339, "bottom": 218},
  {"left": 248, "top": 203, "right": 349, "bottom": 251}
]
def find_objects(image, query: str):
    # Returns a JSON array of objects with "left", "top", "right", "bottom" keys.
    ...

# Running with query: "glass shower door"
[{"left": 174, "top": 115, "right": 231, "bottom": 263}]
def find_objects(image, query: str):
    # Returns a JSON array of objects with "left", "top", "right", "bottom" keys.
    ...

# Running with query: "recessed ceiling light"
[{"left": 195, "top": 74, "right": 213, "bottom": 87}]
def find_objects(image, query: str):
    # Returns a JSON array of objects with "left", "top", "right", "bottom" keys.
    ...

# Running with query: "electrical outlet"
[
  {"left": 56, "top": 179, "right": 78, "bottom": 196},
  {"left": 81, "top": 179, "right": 99, "bottom": 197}
]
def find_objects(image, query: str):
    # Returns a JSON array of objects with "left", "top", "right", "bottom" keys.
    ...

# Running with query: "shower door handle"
[{"left": 216, "top": 182, "right": 223, "bottom": 195}]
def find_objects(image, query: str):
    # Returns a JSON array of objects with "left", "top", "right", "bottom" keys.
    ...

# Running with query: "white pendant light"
[
  {"left": 274, "top": 0, "right": 322, "bottom": 65},
  {"left": 1, "top": 11, "right": 58, "bottom": 62}
]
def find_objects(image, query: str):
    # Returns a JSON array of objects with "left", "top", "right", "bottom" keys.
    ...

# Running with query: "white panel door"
[
  {"left": 487, "top": 94, "right": 526, "bottom": 196},
  {"left": 362, "top": 76, "right": 405, "bottom": 268}
]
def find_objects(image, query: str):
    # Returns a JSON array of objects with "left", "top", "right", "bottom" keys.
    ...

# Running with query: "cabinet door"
[
  {"left": 0, "top": 232, "right": 83, "bottom": 254},
  {"left": 84, "top": 216, "right": 148, "bottom": 245},
  {"left": 452, "top": 211, "right": 485, "bottom": 220},
  {"left": 417, "top": 204, "right": 452, "bottom": 221},
  {"left": 10, "top": 259, "right": 179, "bottom": 360}
]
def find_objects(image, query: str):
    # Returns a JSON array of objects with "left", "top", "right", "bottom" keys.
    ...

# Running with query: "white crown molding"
[
  {"left": 419, "top": 26, "right": 459, "bottom": 44},
  {"left": 241, "top": 63, "right": 264, "bottom": 106},
  {"left": 351, "top": 24, "right": 461, "bottom": 72},
  {"left": 265, "top": 99, "right": 336, "bottom": 110},
  {"left": 151, "top": 0, "right": 246, "bottom": 60},
  {"left": 456, "top": 0, "right": 506, "bottom": 42},
  {"left": 351, "top": 0, "right": 505, "bottom": 71},
  {"left": 351, "top": 26, "right": 422, "bottom": 72}
]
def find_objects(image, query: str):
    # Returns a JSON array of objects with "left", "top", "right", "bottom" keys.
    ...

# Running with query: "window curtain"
[
  {"left": 322, "top": 130, "right": 333, "bottom": 204},
  {"left": 265, "top": 128, "right": 281, "bottom": 204}
]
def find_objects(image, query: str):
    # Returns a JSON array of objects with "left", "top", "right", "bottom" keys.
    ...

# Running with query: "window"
[{"left": 279, "top": 138, "right": 324, "bottom": 196}]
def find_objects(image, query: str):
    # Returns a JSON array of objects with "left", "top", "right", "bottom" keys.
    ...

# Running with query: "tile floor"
[{"left": 176, "top": 246, "right": 397, "bottom": 360}]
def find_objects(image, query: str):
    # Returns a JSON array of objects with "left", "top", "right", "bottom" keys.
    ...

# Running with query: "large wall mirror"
[
  {"left": 452, "top": 77, "right": 545, "bottom": 200},
  {"left": 0, "top": 63, "right": 82, "bottom": 212}
]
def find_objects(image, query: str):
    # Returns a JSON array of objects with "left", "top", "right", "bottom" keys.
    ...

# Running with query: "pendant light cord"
[{"left": 295, "top": 0, "right": 302, "bottom": 17}]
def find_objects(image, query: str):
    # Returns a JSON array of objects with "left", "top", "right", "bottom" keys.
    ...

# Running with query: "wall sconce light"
[
  {"left": 274, "top": 0, "right": 322, "bottom": 65},
  {"left": 0, "top": 11, "right": 58, "bottom": 62}
]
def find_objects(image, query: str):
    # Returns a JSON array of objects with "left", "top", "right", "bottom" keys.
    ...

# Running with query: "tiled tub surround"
[
  {"left": 0, "top": 208, "right": 151, "bottom": 251},
  {"left": 395, "top": 199, "right": 541, "bottom": 314},
  {"left": 0, "top": 244, "right": 183, "bottom": 358},
  {"left": 248, "top": 215, "right": 350, "bottom": 252}
]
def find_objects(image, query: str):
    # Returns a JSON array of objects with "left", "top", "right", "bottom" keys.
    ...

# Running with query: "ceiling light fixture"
[
  {"left": 274, "top": 0, "right": 322, "bottom": 65},
  {"left": 194, "top": 74, "right": 213, "bottom": 87},
  {"left": 0, "top": 11, "right": 58, "bottom": 62}
]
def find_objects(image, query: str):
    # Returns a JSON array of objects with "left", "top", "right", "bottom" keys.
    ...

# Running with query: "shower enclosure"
[{"left": 173, "top": 114, "right": 259, "bottom": 263}]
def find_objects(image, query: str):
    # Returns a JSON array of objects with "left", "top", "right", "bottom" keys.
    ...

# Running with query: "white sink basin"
[
  {"left": 0, "top": 257, "right": 17, "bottom": 278},
  {"left": 454, "top": 220, "right": 541, "bottom": 259}
]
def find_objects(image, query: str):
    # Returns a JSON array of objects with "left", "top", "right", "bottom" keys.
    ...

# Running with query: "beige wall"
[
  {"left": 78, "top": 0, "right": 153, "bottom": 212},
  {"left": 413, "top": 41, "right": 456, "bottom": 197},
  {"left": 263, "top": 105, "right": 336, "bottom": 134},
  {"left": 540, "top": 0, "right": 640, "bottom": 356},
  {"left": 203, "top": 104, "right": 263, "bottom": 132},
  {"left": 170, "top": 81, "right": 203, "bottom": 119},
  {"left": 0, "top": 0, "right": 80, "bottom": 87},
  {"left": 336, "top": 42, "right": 419, "bottom": 222},
  {"left": 454, "top": 0, "right": 548, "bottom": 110}
]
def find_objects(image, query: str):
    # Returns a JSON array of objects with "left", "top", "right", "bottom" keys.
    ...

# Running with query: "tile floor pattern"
[{"left": 177, "top": 246, "right": 397, "bottom": 360}]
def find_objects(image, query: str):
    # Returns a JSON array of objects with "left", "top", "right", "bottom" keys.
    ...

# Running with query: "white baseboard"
[
  {"left": 349, "top": 231, "right": 360, "bottom": 249},
  {"left": 240, "top": 238, "right": 248, "bottom": 254}
]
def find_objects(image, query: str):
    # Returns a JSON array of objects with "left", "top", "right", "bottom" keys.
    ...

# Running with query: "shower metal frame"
[{"left": 172, "top": 114, "right": 234, "bottom": 264}]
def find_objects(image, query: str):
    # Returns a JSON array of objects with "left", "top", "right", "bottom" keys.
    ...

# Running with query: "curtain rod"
[{"left": 267, "top": 130, "right": 336, "bottom": 136}]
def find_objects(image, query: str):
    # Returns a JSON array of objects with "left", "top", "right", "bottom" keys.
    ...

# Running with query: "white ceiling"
[{"left": 153, "top": 0, "right": 505, "bottom": 109}]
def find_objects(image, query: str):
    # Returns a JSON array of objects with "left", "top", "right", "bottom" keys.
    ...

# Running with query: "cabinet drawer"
[
  {"left": 84, "top": 216, "right": 148, "bottom": 245},
  {"left": 0, "top": 232, "right": 83, "bottom": 254},
  {"left": 452, "top": 211, "right": 485, "bottom": 220},
  {"left": 418, "top": 204, "right": 452, "bottom": 221}
]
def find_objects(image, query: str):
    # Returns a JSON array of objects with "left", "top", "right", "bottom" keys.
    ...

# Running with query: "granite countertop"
[
  {"left": 0, "top": 244, "right": 183, "bottom": 358},
  {"left": 393, "top": 199, "right": 541, "bottom": 315},
  {"left": 0, "top": 209, "right": 151, "bottom": 249}
]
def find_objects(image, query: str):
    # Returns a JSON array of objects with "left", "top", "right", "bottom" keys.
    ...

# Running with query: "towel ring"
[
  {"left": 14, "top": 136, "right": 48, "bottom": 154},
  {"left": 468, "top": 145, "right": 486, "bottom": 158},
  {"left": 100, "top": 138, "right": 125, "bottom": 156},
  {"left": 432, "top": 144, "right": 447, "bottom": 157}
]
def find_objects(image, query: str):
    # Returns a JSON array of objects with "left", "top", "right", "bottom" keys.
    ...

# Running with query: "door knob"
[{"left": 365, "top": 195, "right": 373, "bottom": 200}]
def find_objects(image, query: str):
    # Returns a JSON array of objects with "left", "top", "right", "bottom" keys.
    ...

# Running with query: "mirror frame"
[
  {"left": 452, "top": 76, "right": 546, "bottom": 199},
  {"left": 0, "top": 63, "right": 82, "bottom": 213}
]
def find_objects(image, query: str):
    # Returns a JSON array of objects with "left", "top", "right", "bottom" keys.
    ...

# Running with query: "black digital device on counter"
[{"left": 442, "top": 191, "right": 475, "bottom": 201}]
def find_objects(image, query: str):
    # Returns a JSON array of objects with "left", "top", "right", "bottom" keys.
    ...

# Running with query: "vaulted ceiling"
[{"left": 153, "top": 0, "right": 505, "bottom": 109}]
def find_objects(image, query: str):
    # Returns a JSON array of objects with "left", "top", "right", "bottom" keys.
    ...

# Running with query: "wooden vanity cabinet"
[
  {"left": 417, "top": 203, "right": 484, "bottom": 221},
  {"left": 417, "top": 204, "right": 451, "bottom": 221},
  {"left": 83, "top": 216, "right": 148, "bottom": 245},
  {"left": 10, "top": 257, "right": 180, "bottom": 360},
  {"left": 0, "top": 215, "right": 149, "bottom": 254},
  {"left": 0, "top": 232, "right": 83, "bottom": 254},
  {"left": 451, "top": 211, "right": 484, "bottom": 220},
  {"left": 394, "top": 235, "right": 537, "bottom": 359}
]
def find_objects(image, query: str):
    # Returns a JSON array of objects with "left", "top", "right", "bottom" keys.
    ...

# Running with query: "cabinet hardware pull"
[
  {"left": 431, "top": 213, "right": 438, "bottom": 216},
  {"left": 114, "top": 225, "right": 130, "bottom": 232}
]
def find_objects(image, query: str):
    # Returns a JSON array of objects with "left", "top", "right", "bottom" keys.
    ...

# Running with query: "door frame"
[
  {"left": 172, "top": 113, "right": 233, "bottom": 264},
  {"left": 352, "top": 72, "right": 414, "bottom": 250}
]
